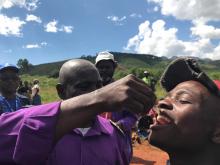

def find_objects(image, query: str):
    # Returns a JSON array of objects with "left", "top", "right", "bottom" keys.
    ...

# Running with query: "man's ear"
[
  {"left": 211, "top": 121, "right": 220, "bottom": 144},
  {"left": 56, "top": 83, "right": 65, "bottom": 100}
]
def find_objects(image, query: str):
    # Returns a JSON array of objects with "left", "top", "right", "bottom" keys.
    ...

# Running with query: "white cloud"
[
  {"left": 44, "top": 20, "right": 73, "bottom": 33},
  {"left": 40, "top": 41, "right": 47, "bottom": 46},
  {"left": 26, "top": 14, "right": 42, "bottom": 23},
  {"left": 44, "top": 20, "right": 58, "bottom": 33},
  {"left": 130, "top": 13, "right": 142, "bottom": 18},
  {"left": 153, "top": 6, "right": 159, "bottom": 12},
  {"left": 206, "top": 44, "right": 220, "bottom": 60},
  {"left": 125, "top": 19, "right": 220, "bottom": 60},
  {"left": 3, "top": 49, "right": 12, "bottom": 53},
  {"left": 23, "top": 42, "right": 47, "bottom": 49},
  {"left": 191, "top": 19, "right": 220, "bottom": 39},
  {"left": 0, "top": 0, "right": 39, "bottom": 11},
  {"left": 25, "top": 44, "right": 40, "bottom": 49},
  {"left": 147, "top": 0, "right": 220, "bottom": 21},
  {"left": 0, "top": 0, "right": 13, "bottom": 8},
  {"left": 0, "top": 14, "right": 25, "bottom": 37},
  {"left": 60, "top": 25, "right": 73, "bottom": 33},
  {"left": 25, "top": 0, "right": 39, "bottom": 11},
  {"left": 107, "top": 15, "right": 126, "bottom": 25}
]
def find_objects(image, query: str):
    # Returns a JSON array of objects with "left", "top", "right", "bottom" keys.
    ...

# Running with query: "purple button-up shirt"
[
  {"left": 47, "top": 116, "right": 130, "bottom": 165},
  {"left": 111, "top": 110, "right": 137, "bottom": 133},
  {"left": 0, "top": 102, "right": 130, "bottom": 165},
  {"left": 0, "top": 102, "right": 60, "bottom": 165}
]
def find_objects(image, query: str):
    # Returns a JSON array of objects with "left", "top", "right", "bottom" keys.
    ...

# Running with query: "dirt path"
[{"left": 131, "top": 141, "right": 169, "bottom": 165}]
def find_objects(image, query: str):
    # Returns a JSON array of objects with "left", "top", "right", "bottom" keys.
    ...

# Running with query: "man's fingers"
[
  {"left": 124, "top": 74, "right": 154, "bottom": 96},
  {"left": 97, "top": 74, "right": 157, "bottom": 114},
  {"left": 127, "top": 87, "right": 156, "bottom": 112},
  {"left": 123, "top": 99, "right": 145, "bottom": 113}
]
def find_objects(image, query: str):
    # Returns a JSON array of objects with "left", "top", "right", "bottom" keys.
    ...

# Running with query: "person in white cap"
[
  {"left": 95, "top": 51, "right": 138, "bottom": 159},
  {"left": 95, "top": 51, "right": 117, "bottom": 86}
]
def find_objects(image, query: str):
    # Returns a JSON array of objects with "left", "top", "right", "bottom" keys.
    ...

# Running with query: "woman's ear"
[
  {"left": 211, "top": 121, "right": 220, "bottom": 144},
  {"left": 56, "top": 83, "right": 65, "bottom": 100}
]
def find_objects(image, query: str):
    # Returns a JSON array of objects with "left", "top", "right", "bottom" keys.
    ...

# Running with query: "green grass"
[
  {"left": 20, "top": 74, "right": 167, "bottom": 104},
  {"left": 20, "top": 74, "right": 60, "bottom": 103},
  {"left": 20, "top": 70, "right": 220, "bottom": 104}
]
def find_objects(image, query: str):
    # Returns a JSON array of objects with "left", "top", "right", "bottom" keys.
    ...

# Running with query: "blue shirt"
[{"left": 0, "top": 95, "right": 22, "bottom": 114}]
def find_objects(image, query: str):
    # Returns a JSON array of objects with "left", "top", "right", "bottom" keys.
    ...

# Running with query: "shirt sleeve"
[
  {"left": 0, "top": 102, "right": 61, "bottom": 165},
  {"left": 115, "top": 111, "right": 138, "bottom": 133}
]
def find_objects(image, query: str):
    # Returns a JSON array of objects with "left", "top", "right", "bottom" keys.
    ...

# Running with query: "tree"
[{"left": 17, "top": 59, "right": 32, "bottom": 73}]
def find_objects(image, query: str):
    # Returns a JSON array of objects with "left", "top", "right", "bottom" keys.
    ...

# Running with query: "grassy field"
[
  {"left": 20, "top": 74, "right": 167, "bottom": 104},
  {"left": 20, "top": 74, "right": 60, "bottom": 103},
  {"left": 20, "top": 71, "right": 219, "bottom": 104}
]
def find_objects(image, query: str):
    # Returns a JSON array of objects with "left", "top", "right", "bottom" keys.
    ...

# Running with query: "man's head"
[
  {"left": 56, "top": 59, "right": 102, "bottom": 100},
  {"left": 24, "top": 81, "right": 29, "bottom": 87},
  {"left": 144, "top": 71, "right": 149, "bottom": 77},
  {"left": 0, "top": 63, "right": 20, "bottom": 96},
  {"left": 33, "top": 79, "right": 39, "bottom": 85},
  {"left": 148, "top": 58, "right": 220, "bottom": 153},
  {"left": 95, "top": 51, "right": 117, "bottom": 86}
]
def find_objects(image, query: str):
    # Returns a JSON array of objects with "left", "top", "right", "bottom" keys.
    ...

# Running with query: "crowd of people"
[{"left": 0, "top": 53, "right": 220, "bottom": 165}]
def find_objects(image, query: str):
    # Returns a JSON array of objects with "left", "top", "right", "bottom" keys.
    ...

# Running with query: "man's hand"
[{"left": 95, "top": 74, "right": 156, "bottom": 114}]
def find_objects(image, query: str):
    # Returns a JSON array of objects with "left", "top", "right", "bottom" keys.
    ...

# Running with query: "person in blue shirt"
[{"left": 0, "top": 63, "right": 22, "bottom": 114}]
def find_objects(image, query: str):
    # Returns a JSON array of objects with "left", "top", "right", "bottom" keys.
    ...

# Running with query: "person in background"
[
  {"left": 142, "top": 70, "right": 157, "bottom": 92},
  {"left": 31, "top": 79, "right": 41, "bottom": 105},
  {"left": 49, "top": 59, "right": 131, "bottom": 164},
  {"left": 0, "top": 63, "right": 24, "bottom": 114},
  {"left": 148, "top": 57, "right": 220, "bottom": 165},
  {"left": 23, "top": 80, "right": 32, "bottom": 98},
  {"left": 95, "top": 51, "right": 138, "bottom": 157},
  {"left": 17, "top": 80, "right": 24, "bottom": 94},
  {"left": 17, "top": 80, "right": 31, "bottom": 106},
  {"left": 0, "top": 72, "right": 156, "bottom": 164}
]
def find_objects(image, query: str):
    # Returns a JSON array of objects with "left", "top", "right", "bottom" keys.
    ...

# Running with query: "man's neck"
[
  {"left": 0, "top": 92, "right": 16, "bottom": 99},
  {"left": 168, "top": 145, "right": 220, "bottom": 165}
]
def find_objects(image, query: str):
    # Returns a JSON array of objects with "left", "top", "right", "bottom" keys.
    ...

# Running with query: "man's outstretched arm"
[
  {"left": 56, "top": 74, "right": 156, "bottom": 140},
  {"left": 0, "top": 75, "right": 156, "bottom": 164}
]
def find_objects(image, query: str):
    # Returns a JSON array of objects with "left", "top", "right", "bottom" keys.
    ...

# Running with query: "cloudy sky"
[{"left": 1, "top": 0, "right": 220, "bottom": 65}]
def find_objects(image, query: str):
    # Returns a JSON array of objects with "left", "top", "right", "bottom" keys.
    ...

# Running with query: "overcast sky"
[{"left": 1, "top": 0, "right": 220, "bottom": 65}]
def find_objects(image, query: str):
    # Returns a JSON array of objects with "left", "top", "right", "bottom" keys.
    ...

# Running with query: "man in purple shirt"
[
  {"left": 0, "top": 67, "right": 156, "bottom": 164},
  {"left": 49, "top": 59, "right": 130, "bottom": 164}
]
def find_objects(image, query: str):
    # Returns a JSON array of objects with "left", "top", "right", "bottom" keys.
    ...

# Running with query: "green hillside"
[
  {"left": 27, "top": 52, "right": 169, "bottom": 77},
  {"left": 26, "top": 52, "right": 220, "bottom": 81},
  {"left": 20, "top": 52, "right": 220, "bottom": 103}
]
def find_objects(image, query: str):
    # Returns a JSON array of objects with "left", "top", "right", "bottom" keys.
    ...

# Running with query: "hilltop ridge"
[{"left": 27, "top": 52, "right": 220, "bottom": 80}]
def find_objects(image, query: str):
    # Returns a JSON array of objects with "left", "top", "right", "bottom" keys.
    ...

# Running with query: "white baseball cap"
[{"left": 95, "top": 51, "right": 115, "bottom": 65}]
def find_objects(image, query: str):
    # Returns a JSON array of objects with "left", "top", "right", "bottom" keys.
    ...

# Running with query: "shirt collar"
[{"left": 73, "top": 116, "right": 113, "bottom": 137}]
